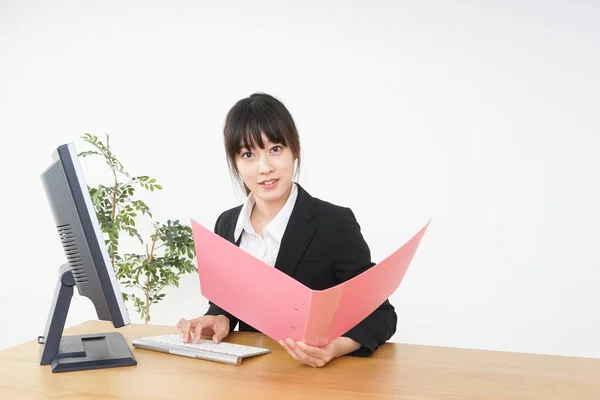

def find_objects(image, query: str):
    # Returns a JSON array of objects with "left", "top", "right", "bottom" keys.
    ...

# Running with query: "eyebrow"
[{"left": 239, "top": 139, "right": 280, "bottom": 151}]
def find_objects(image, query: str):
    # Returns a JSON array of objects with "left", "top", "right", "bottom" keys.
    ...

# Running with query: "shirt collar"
[{"left": 234, "top": 183, "right": 298, "bottom": 243}]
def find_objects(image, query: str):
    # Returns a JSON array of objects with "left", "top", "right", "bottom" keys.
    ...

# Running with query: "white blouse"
[{"left": 233, "top": 183, "right": 299, "bottom": 267}]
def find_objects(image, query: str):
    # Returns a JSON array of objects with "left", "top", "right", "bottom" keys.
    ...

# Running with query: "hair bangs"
[{"left": 229, "top": 105, "right": 288, "bottom": 155}]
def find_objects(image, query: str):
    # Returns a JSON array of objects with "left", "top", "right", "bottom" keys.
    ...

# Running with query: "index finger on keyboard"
[
  {"left": 180, "top": 320, "right": 192, "bottom": 343},
  {"left": 193, "top": 320, "right": 207, "bottom": 343}
]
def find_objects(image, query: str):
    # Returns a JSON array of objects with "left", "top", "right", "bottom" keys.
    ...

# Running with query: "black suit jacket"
[{"left": 205, "top": 184, "right": 397, "bottom": 356}]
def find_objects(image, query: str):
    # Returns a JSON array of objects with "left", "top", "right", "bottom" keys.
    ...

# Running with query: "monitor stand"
[{"left": 39, "top": 264, "right": 137, "bottom": 373}]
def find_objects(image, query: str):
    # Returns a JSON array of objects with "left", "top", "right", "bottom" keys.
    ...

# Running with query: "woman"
[{"left": 177, "top": 93, "right": 397, "bottom": 367}]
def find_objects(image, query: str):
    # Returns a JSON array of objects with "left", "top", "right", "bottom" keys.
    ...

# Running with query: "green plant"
[{"left": 78, "top": 133, "right": 197, "bottom": 323}]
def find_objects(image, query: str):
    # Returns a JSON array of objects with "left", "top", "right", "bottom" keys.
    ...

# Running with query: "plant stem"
[
  {"left": 145, "top": 228, "right": 159, "bottom": 324},
  {"left": 110, "top": 177, "right": 118, "bottom": 268}
]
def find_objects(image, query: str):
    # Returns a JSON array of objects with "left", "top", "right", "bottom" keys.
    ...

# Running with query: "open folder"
[{"left": 191, "top": 219, "right": 430, "bottom": 347}]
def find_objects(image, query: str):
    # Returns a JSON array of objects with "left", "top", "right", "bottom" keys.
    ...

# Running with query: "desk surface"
[{"left": 1, "top": 320, "right": 599, "bottom": 399}]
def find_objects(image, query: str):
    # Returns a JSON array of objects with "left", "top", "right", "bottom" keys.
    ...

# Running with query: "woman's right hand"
[{"left": 176, "top": 315, "right": 231, "bottom": 343}]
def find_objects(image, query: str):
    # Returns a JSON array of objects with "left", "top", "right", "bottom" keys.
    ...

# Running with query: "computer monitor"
[{"left": 38, "top": 143, "right": 137, "bottom": 373}]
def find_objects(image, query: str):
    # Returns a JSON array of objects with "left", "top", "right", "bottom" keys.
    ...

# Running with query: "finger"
[
  {"left": 212, "top": 324, "right": 227, "bottom": 343},
  {"left": 297, "top": 342, "right": 329, "bottom": 367},
  {"left": 193, "top": 320, "right": 205, "bottom": 343},
  {"left": 279, "top": 339, "right": 292, "bottom": 353},
  {"left": 297, "top": 342, "right": 326, "bottom": 358},
  {"left": 181, "top": 320, "right": 192, "bottom": 343},
  {"left": 279, "top": 340, "right": 300, "bottom": 361},
  {"left": 286, "top": 339, "right": 317, "bottom": 365},
  {"left": 284, "top": 338, "right": 303, "bottom": 359},
  {"left": 177, "top": 318, "right": 188, "bottom": 331},
  {"left": 280, "top": 340, "right": 299, "bottom": 360},
  {"left": 287, "top": 340, "right": 324, "bottom": 367}
]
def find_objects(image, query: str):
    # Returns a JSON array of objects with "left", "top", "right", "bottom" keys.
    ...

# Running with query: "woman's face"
[{"left": 235, "top": 133, "right": 296, "bottom": 205}]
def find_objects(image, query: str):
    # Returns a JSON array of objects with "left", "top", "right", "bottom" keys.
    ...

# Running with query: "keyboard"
[{"left": 132, "top": 334, "right": 271, "bottom": 365}]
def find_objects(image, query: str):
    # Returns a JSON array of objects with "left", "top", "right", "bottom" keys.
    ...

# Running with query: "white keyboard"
[{"left": 132, "top": 334, "right": 270, "bottom": 365}]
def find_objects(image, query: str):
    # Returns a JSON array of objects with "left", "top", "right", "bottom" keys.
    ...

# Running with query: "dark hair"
[{"left": 223, "top": 92, "right": 301, "bottom": 195}]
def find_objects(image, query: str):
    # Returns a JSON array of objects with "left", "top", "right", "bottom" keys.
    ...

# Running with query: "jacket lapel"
[
  {"left": 221, "top": 209, "right": 240, "bottom": 246},
  {"left": 274, "top": 184, "right": 316, "bottom": 277}
]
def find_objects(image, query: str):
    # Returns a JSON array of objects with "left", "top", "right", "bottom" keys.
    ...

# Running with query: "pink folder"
[{"left": 191, "top": 219, "right": 430, "bottom": 347}]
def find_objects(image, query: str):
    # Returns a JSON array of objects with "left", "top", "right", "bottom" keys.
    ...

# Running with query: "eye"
[
  {"left": 240, "top": 151, "right": 253, "bottom": 159},
  {"left": 270, "top": 145, "right": 283, "bottom": 153}
]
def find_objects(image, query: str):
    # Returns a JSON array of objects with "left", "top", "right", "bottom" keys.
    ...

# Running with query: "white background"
[{"left": 1, "top": 1, "right": 599, "bottom": 359}]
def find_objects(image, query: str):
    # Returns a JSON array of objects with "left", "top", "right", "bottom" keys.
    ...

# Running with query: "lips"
[{"left": 259, "top": 178, "right": 279, "bottom": 187}]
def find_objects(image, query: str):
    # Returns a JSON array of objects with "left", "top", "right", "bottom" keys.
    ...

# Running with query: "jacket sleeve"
[
  {"left": 332, "top": 208, "right": 398, "bottom": 357},
  {"left": 203, "top": 212, "right": 239, "bottom": 332}
]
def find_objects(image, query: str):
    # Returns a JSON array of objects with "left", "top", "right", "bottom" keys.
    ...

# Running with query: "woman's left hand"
[{"left": 279, "top": 337, "right": 360, "bottom": 367}]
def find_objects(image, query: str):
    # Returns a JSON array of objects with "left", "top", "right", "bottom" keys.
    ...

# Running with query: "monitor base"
[
  {"left": 50, "top": 332, "right": 137, "bottom": 373},
  {"left": 39, "top": 264, "right": 137, "bottom": 373}
]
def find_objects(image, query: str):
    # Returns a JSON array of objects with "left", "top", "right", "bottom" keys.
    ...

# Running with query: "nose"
[{"left": 258, "top": 153, "right": 274, "bottom": 175}]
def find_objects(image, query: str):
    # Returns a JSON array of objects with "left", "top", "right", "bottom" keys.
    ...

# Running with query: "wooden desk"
[{"left": 1, "top": 320, "right": 599, "bottom": 399}]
